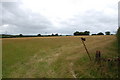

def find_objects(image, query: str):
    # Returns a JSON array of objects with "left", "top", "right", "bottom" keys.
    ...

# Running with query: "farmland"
[{"left": 2, "top": 35, "right": 118, "bottom": 78}]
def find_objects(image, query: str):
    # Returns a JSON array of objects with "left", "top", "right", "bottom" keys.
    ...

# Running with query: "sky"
[{"left": 0, "top": 0, "right": 120, "bottom": 35}]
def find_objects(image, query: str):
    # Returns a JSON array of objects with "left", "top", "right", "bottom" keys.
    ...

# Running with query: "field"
[{"left": 2, "top": 35, "right": 118, "bottom": 78}]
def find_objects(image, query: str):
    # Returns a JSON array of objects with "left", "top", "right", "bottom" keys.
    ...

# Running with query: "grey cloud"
[
  {"left": 0, "top": 1, "right": 118, "bottom": 35},
  {"left": 1, "top": 2, "right": 53, "bottom": 34},
  {"left": 57, "top": 10, "right": 118, "bottom": 34},
  {"left": 118, "top": 1, "right": 120, "bottom": 27}
]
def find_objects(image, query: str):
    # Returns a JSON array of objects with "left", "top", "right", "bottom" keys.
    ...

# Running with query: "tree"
[
  {"left": 74, "top": 31, "right": 90, "bottom": 36},
  {"left": 74, "top": 31, "right": 80, "bottom": 36},
  {"left": 37, "top": 34, "right": 41, "bottom": 36},
  {"left": 51, "top": 33, "right": 54, "bottom": 36},
  {"left": 55, "top": 33, "right": 58, "bottom": 36},
  {"left": 84, "top": 31, "right": 90, "bottom": 35},
  {"left": 105, "top": 31, "right": 110, "bottom": 35},
  {"left": 97, "top": 32, "right": 104, "bottom": 35},
  {"left": 117, "top": 27, "right": 120, "bottom": 40},
  {"left": 79, "top": 32, "right": 84, "bottom": 35},
  {"left": 19, "top": 34, "right": 23, "bottom": 37},
  {"left": 117, "top": 27, "right": 120, "bottom": 53}
]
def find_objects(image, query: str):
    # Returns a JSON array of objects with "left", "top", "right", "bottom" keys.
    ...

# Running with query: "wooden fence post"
[
  {"left": 81, "top": 38, "right": 92, "bottom": 61},
  {"left": 95, "top": 51, "right": 101, "bottom": 63}
]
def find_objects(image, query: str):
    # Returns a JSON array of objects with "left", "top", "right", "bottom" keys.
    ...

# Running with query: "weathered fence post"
[
  {"left": 95, "top": 50, "right": 101, "bottom": 63},
  {"left": 81, "top": 37, "right": 92, "bottom": 61}
]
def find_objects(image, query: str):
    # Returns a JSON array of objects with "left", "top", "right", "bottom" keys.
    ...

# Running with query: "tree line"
[
  {"left": 1, "top": 33, "right": 62, "bottom": 38},
  {"left": 73, "top": 31, "right": 111, "bottom": 36},
  {"left": 18, "top": 31, "right": 113, "bottom": 37},
  {"left": 1, "top": 31, "right": 113, "bottom": 38}
]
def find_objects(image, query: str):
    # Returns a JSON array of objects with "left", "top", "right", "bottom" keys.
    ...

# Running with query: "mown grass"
[{"left": 2, "top": 35, "right": 118, "bottom": 78}]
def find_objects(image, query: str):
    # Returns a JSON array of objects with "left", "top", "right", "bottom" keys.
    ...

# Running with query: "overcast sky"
[{"left": 0, "top": 0, "right": 119, "bottom": 35}]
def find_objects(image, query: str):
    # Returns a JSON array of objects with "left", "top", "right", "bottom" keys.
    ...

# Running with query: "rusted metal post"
[{"left": 81, "top": 38, "right": 92, "bottom": 61}]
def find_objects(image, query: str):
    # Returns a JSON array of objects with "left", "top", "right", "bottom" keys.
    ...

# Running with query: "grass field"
[{"left": 2, "top": 35, "right": 118, "bottom": 78}]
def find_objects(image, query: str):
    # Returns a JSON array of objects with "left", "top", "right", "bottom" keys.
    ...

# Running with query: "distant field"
[{"left": 2, "top": 35, "right": 118, "bottom": 78}]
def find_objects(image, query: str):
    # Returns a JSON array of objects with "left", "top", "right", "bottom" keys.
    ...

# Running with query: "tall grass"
[{"left": 2, "top": 36, "right": 118, "bottom": 78}]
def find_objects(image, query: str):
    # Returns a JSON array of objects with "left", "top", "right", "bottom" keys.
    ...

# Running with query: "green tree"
[
  {"left": 97, "top": 32, "right": 104, "bottom": 35},
  {"left": 117, "top": 27, "right": 120, "bottom": 38},
  {"left": 55, "top": 33, "right": 58, "bottom": 36},
  {"left": 19, "top": 34, "right": 23, "bottom": 37},
  {"left": 74, "top": 31, "right": 90, "bottom": 36},
  {"left": 37, "top": 34, "right": 41, "bottom": 36},
  {"left": 51, "top": 33, "right": 54, "bottom": 36},
  {"left": 84, "top": 31, "right": 90, "bottom": 35},
  {"left": 74, "top": 31, "right": 80, "bottom": 36},
  {"left": 117, "top": 27, "right": 120, "bottom": 51},
  {"left": 79, "top": 32, "right": 84, "bottom": 35},
  {"left": 105, "top": 31, "right": 110, "bottom": 35}
]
